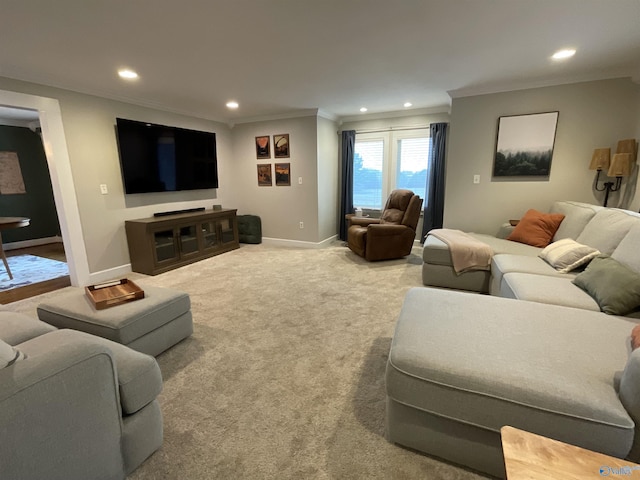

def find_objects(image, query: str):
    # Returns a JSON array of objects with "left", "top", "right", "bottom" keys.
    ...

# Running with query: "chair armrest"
[
  {"left": 0, "top": 330, "right": 125, "bottom": 479},
  {"left": 349, "top": 216, "right": 381, "bottom": 227}
]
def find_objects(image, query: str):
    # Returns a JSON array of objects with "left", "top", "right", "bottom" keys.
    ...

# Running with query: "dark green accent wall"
[{"left": 0, "top": 125, "right": 60, "bottom": 243}]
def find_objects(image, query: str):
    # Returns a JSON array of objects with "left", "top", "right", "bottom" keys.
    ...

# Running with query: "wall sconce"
[{"left": 589, "top": 139, "right": 636, "bottom": 207}]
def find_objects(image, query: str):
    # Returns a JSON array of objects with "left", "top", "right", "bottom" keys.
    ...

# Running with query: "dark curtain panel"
[
  {"left": 421, "top": 122, "right": 449, "bottom": 242},
  {"left": 339, "top": 130, "right": 356, "bottom": 241}
]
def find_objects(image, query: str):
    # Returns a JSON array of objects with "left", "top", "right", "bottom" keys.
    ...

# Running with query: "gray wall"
[
  {"left": 0, "top": 76, "right": 232, "bottom": 273},
  {"left": 228, "top": 115, "right": 322, "bottom": 243},
  {"left": 0, "top": 125, "right": 60, "bottom": 242},
  {"left": 317, "top": 116, "right": 339, "bottom": 241},
  {"left": 445, "top": 78, "right": 640, "bottom": 234}
]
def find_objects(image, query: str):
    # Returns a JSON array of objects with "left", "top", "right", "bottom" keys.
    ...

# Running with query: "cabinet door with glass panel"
[
  {"left": 153, "top": 228, "right": 179, "bottom": 265},
  {"left": 153, "top": 224, "right": 200, "bottom": 265},
  {"left": 200, "top": 216, "right": 237, "bottom": 252}
]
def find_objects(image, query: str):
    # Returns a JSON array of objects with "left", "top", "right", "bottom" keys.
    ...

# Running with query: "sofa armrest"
[
  {"left": 496, "top": 222, "right": 515, "bottom": 239},
  {"left": 0, "top": 330, "right": 125, "bottom": 479}
]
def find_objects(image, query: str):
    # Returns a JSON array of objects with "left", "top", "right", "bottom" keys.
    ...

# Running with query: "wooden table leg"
[{"left": 0, "top": 232, "right": 13, "bottom": 280}]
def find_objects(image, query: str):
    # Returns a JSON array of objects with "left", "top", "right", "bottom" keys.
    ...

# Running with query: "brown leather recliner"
[{"left": 346, "top": 189, "right": 423, "bottom": 261}]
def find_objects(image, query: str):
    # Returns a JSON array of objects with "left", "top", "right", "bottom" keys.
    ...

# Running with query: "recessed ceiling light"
[
  {"left": 118, "top": 69, "right": 139, "bottom": 80},
  {"left": 360, "top": 107, "right": 368, "bottom": 113},
  {"left": 226, "top": 101, "right": 239, "bottom": 109},
  {"left": 551, "top": 49, "right": 576, "bottom": 60},
  {"left": 404, "top": 102, "right": 412, "bottom": 108}
]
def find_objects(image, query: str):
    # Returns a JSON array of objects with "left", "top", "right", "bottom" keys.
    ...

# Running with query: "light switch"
[
  {"left": 298, "top": 177, "right": 303, "bottom": 185},
  {"left": 100, "top": 184, "right": 108, "bottom": 194},
  {"left": 473, "top": 175, "right": 480, "bottom": 184}
]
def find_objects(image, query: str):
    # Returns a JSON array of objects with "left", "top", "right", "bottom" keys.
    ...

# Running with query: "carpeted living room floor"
[{"left": 6, "top": 242, "right": 488, "bottom": 480}]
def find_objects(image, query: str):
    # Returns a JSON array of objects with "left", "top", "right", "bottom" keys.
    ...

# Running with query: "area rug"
[
  {"left": 0, "top": 254, "right": 69, "bottom": 291},
  {"left": 5, "top": 243, "right": 487, "bottom": 480}
]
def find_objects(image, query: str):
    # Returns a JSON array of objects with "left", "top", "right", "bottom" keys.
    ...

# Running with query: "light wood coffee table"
[{"left": 501, "top": 425, "right": 640, "bottom": 479}]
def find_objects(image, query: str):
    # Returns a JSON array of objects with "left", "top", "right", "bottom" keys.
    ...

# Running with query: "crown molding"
[
  {"left": 0, "top": 70, "right": 230, "bottom": 125},
  {"left": 448, "top": 70, "right": 634, "bottom": 99},
  {"left": 231, "top": 108, "right": 322, "bottom": 125},
  {"left": 338, "top": 105, "right": 451, "bottom": 124}
]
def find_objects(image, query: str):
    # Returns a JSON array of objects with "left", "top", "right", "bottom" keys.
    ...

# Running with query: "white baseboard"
[
  {"left": 85, "top": 235, "right": 340, "bottom": 285},
  {"left": 3, "top": 236, "right": 63, "bottom": 251},
  {"left": 87, "top": 264, "right": 133, "bottom": 285},
  {"left": 262, "top": 234, "right": 338, "bottom": 249}
]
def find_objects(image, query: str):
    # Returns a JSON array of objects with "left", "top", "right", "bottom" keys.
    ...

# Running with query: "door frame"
[{"left": 0, "top": 89, "right": 89, "bottom": 286}]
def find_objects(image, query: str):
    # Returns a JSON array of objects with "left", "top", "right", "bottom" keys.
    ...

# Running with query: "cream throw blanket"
[{"left": 428, "top": 229, "right": 493, "bottom": 274}]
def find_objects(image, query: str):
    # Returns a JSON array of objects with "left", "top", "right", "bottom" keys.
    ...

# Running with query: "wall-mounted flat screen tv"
[{"left": 115, "top": 118, "right": 218, "bottom": 194}]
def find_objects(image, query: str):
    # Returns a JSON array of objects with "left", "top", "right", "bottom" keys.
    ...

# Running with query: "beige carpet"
[{"left": 7, "top": 242, "right": 487, "bottom": 480}]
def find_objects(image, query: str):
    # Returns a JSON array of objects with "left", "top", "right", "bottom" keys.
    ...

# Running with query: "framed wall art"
[
  {"left": 275, "top": 163, "right": 291, "bottom": 186},
  {"left": 493, "top": 111, "right": 559, "bottom": 177},
  {"left": 257, "top": 164, "right": 272, "bottom": 186},
  {"left": 274, "top": 134, "right": 290, "bottom": 158},
  {"left": 255, "top": 136, "right": 271, "bottom": 159}
]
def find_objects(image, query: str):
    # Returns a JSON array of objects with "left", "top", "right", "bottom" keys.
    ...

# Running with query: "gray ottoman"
[
  {"left": 386, "top": 287, "right": 637, "bottom": 478},
  {"left": 37, "top": 284, "right": 193, "bottom": 356}
]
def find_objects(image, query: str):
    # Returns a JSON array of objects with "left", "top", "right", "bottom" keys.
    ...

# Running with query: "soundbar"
[{"left": 153, "top": 207, "right": 206, "bottom": 217}]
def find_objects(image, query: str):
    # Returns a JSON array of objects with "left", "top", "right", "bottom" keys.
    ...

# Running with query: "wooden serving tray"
[{"left": 85, "top": 279, "right": 145, "bottom": 310}]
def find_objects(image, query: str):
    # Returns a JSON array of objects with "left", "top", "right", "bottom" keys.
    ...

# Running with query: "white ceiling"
[{"left": 1, "top": 0, "right": 639, "bottom": 124}]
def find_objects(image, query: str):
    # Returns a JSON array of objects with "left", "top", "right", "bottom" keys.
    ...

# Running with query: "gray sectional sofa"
[
  {"left": 0, "top": 311, "right": 163, "bottom": 480},
  {"left": 386, "top": 201, "right": 640, "bottom": 477}
]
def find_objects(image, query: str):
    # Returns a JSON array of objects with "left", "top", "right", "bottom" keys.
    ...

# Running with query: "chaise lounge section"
[{"left": 386, "top": 288, "right": 640, "bottom": 478}]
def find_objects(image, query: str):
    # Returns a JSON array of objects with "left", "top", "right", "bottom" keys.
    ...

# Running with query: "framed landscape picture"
[
  {"left": 274, "top": 134, "right": 290, "bottom": 158},
  {"left": 255, "top": 136, "right": 271, "bottom": 159},
  {"left": 493, "top": 111, "right": 559, "bottom": 178},
  {"left": 257, "top": 164, "right": 272, "bottom": 186},
  {"left": 275, "top": 163, "right": 290, "bottom": 186}
]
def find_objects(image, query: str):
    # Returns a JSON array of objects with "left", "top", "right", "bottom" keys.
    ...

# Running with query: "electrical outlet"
[
  {"left": 100, "top": 184, "right": 108, "bottom": 194},
  {"left": 473, "top": 175, "right": 480, "bottom": 184},
  {"left": 299, "top": 221, "right": 304, "bottom": 229}
]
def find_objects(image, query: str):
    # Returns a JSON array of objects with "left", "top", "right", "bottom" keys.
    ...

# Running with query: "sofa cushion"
[
  {"left": 573, "top": 255, "right": 640, "bottom": 316},
  {"left": 507, "top": 209, "right": 565, "bottom": 247},
  {"left": 500, "top": 273, "right": 600, "bottom": 311},
  {"left": 490, "top": 254, "right": 576, "bottom": 296},
  {"left": 612, "top": 224, "right": 640, "bottom": 274},
  {"left": 0, "top": 312, "right": 57, "bottom": 346},
  {"left": 387, "top": 288, "right": 635, "bottom": 458},
  {"left": 550, "top": 201, "right": 601, "bottom": 241},
  {"left": 0, "top": 339, "right": 25, "bottom": 368},
  {"left": 576, "top": 209, "right": 640, "bottom": 255},
  {"left": 539, "top": 238, "right": 600, "bottom": 273}
]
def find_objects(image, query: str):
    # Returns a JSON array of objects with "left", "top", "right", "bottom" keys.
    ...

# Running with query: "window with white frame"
[{"left": 353, "top": 129, "right": 430, "bottom": 210}]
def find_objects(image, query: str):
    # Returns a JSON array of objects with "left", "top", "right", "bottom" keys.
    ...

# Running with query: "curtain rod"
[{"left": 337, "top": 125, "right": 428, "bottom": 135}]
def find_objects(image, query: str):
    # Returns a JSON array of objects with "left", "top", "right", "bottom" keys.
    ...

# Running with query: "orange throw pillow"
[
  {"left": 632, "top": 324, "right": 640, "bottom": 350},
  {"left": 507, "top": 209, "right": 565, "bottom": 248}
]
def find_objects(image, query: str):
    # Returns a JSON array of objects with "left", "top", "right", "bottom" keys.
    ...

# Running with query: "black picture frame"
[{"left": 493, "top": 111, "right": 559, "bottom": 178}]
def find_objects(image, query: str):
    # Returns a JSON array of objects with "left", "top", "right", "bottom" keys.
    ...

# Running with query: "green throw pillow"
[{"left": 572, "top": 254, "right": 640, "bottom": 315}]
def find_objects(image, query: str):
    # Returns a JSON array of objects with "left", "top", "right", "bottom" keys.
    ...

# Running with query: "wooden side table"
[
  {"left": 0, "top": 217, "right": 30, "bottom": 280},
  {"left": 501, "top": 425, "right": 640, "bottom": 479}
]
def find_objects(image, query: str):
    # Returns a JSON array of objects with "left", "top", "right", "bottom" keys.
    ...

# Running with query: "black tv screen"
[{"left": 115, "top": 118, "right": 218, "bottom": 194}]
